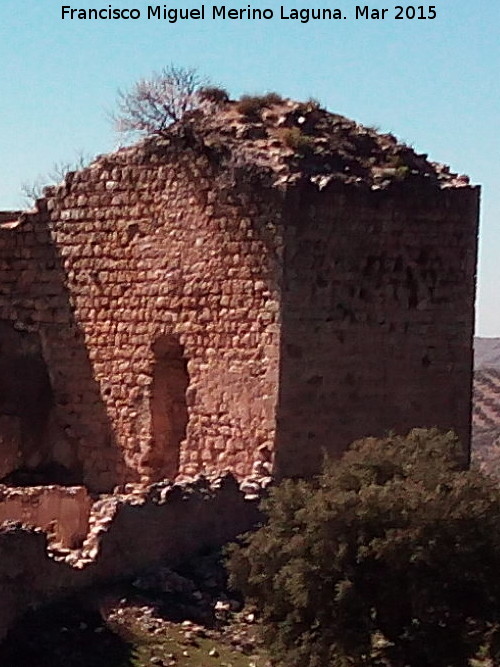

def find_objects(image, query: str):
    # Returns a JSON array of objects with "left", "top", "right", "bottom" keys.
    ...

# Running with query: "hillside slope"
[
  {"left": 475, "top": 338, "right": 500, "bottom": 370},
  {"left": 472, "top": 338, "right": 500, "bottom": 477}
]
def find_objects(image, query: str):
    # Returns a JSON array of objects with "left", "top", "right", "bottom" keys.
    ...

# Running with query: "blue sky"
[{"left": 1, "top": 0, "right": 498, "bottom": 334}]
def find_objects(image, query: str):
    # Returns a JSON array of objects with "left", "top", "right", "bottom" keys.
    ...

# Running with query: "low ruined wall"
[
  {"left": 0, "top": 474, "right": 263, "bottom": 642},
  {"left": 0, "top": 485, "right": 92, "bottom": 548}
]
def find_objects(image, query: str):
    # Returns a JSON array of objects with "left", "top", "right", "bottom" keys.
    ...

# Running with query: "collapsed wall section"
[
  {"left": 0, "top": 474, "right": 262, "bottom": 643},
  {"left": 0, "top": 139, "right": 283, "bottom": 491},
  {"left": 275, "top": 180, "right": 479, "bottom": 477}
]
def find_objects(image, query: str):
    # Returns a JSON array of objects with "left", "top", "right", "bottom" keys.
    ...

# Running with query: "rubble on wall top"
[
  {"left": 20, "top": 96, "right": 476, "bottom": 211},
  {"left": 0, "top": 484, "right": 86, "bottom": 501},
  {"left": 0, "top": 472, "right": 269, "bottom": 569},
  {"left": 138, "top": 95, "right": 474, "bottom": 192},
  {"left": 0, "top": 211, "right": 22, "bottom": 229},
  {"left": 8, "top": 97, "right": 476, "bottom": 221}
]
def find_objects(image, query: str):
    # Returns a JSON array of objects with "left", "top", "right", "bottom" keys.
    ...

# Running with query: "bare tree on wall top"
[{"left": 114, "top": 64, "right": 208, "bottom": 137}]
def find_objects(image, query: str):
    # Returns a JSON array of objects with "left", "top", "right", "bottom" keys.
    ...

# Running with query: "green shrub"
[
  {"left": 296, "top": 98, "right": 322, "bottom": 115},
  {"left": 228, "top": 428, "right": 500, "bottom": 667},
  {"left": 236, "top": 92, "right": 284, "bottom": 118},
  {"left": 282, "top": 127, "right": 315, "bottom": 154},
  {"left": 385, "top": 153, "right": 408, "bottom": 168},
  {"left": 198, "top": 86, "right": 230, "bottom": 104},
  {"left": 259, "top": 92, "right": 285, "bottom": 106},
  {"left": 394, "top": 165, "right": 411, "bottom": 180}
]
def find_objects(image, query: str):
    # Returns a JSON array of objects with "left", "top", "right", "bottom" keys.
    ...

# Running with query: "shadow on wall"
[
  {"left": 148, "top": 334, "right": 190, "bottom": 481},
  {"left": 274, "top": 181, "right": 477, "bottom": 478},
  {"left": 0, "top": 323, "right": 54, "bottom": 481},
  {"left": 0, "top": 211, "right": 124, "bottom": 492}
]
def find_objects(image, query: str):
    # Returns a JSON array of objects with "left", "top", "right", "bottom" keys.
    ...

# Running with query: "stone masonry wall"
[
  {"left": 275, "top": 180, "right": 479, "bottom": 478},
  {"left": 0, "top": 485, "right": 92, "bottom": 548},
  {"left": 0, "top": 123, "right": 479, "bottom": 490},
  {"left": 0, "top": 141, "right": 283, "bottom": 491}
]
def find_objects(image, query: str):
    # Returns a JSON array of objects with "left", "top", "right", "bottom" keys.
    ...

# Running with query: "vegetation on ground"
[
  {"left": 113, "top": 606, "right": 269, "bottom": 667},
  {"left": 0, "top": 600, "right": 269, "bottom": 666},
  {"left": 228, "top": 428, "right": 500, "bottom": 667},
  {"left": 0, "top": 554, "right": 270, "bottom": 667}
]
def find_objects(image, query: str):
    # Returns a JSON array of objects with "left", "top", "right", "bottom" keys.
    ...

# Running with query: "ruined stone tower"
[{"left": 0, "top": 98, "right": 479, "bottom": 492}]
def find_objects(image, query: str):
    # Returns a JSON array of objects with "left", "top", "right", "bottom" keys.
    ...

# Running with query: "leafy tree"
[{"left": 228, "top": 428, "right": 500, "bottom": 667}]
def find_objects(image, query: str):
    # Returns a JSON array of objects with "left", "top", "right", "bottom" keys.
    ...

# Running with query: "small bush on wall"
[
  {"left": 236, "top": 92, "right": 285, "bottom": 119},
  {"left": 282, "top": 127, "right": 316, "bottom": 154}
]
